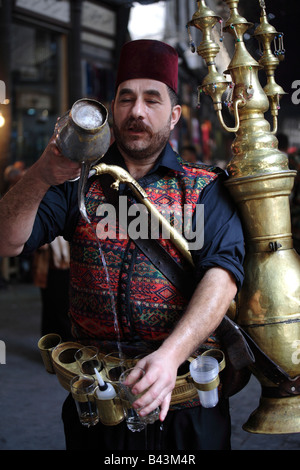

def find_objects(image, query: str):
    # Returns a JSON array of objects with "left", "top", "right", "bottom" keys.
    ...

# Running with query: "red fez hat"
[{"left": 116, "top": 39, "right": 178, "bottom": 93}]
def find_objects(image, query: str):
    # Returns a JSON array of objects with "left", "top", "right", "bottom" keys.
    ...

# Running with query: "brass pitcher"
[
  {"left": 54, "top": 98, "right": 111, "bottom": 223},
  {"left": 55, "top": 98, "right": 110, "bottom": 163}
]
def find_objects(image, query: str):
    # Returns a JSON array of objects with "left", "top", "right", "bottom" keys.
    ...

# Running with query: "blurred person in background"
[{"left": 33, "top": 236, "right": 71, "bottom": 341}]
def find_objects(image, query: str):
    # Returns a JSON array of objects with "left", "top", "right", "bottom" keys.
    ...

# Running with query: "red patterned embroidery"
[{"left": 69, "top": 162, "right": 218, "bottom": 349}]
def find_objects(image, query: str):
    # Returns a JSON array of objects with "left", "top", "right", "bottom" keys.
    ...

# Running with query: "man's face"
[{"left": 112, "top": 78, "right": 181, "bottom": 161}]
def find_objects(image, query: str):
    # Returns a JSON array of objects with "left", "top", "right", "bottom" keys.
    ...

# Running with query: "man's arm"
[
  {"left": 0, "top": 137, "right": 80, "bottom": 257},
  {"left": 131, "top": 266, "right": 237, "bottom": 421}
]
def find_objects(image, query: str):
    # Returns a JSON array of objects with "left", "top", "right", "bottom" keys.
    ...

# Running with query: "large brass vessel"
[{"left": 187, "top": 0, "right": 300, "bottom": 433}]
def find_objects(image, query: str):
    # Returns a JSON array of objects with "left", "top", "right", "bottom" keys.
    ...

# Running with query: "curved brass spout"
[
  {"left": 271, "top": 115, "right": 278, "bottom": 135},
  {"left": 215, "top": 97, "right": 245, "bottom": 133},
  {"left": 91, "top": 163, "right": 194, "bottom": 267}
]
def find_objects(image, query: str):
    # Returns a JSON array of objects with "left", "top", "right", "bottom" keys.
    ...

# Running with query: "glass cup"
[
  {"left": 103, "top": 351, "right": 128, "bottom": 384},
  {"left": 75, "top": 346, "right": 102, "bottom": 375},
  {"left": 189, "top": 355, "right": 219, "bottom": 408},
  {"left": 70, "top": 374, "right": 99, "bottom": 427},
  {"left": 118, "top": 367, "right": 160, "bottom": 432}
]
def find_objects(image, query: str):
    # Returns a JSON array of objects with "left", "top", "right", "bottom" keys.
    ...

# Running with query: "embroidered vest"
[{"left": 69, "top": 157, "right": 220, "bottom": 355}]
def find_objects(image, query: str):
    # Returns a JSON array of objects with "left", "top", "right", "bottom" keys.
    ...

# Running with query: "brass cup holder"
[{"left": 38, "top": 333, "right": 61, "bottom": 374}]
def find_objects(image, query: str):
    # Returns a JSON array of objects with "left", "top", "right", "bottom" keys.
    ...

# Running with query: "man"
[{"left": 0, "top": 40, "right": 244, "bottom": 450}]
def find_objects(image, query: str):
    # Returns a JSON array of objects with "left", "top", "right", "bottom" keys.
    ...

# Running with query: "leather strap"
[
  {"left": 238, "top": 326, "right": 300, "bottom": 396},
  {"left": 99, "top": 173, "right": 196, "bottom": 297}
]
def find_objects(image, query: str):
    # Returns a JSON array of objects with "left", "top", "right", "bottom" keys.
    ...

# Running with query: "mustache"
[{"left": 122, "top": 118, "right": 153, "bottom": 136}]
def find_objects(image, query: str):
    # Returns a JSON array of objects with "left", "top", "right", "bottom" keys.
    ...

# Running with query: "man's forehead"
[{"left": 117, "top": 78, "right": 168, "bottom": 95}]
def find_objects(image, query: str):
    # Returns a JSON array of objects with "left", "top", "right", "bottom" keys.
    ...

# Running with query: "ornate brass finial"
[
  {"left": 253, "top": 1, "right": 286, "bottom": 133},
  {"left": 186, "top": 1, "right": 231, "bottom": 124},
  {"left": 187, "top": 0, "right": 288, "bottom": 177}
]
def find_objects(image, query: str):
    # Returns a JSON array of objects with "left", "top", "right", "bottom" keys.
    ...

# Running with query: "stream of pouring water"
[{"left": 78, "top": 163, "right": 123, "bottom": 361}]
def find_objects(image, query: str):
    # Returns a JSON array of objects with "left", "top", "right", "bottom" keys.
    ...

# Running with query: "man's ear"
[{"left": 170, "top": 105, "right": 181, "bottom": 131}]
